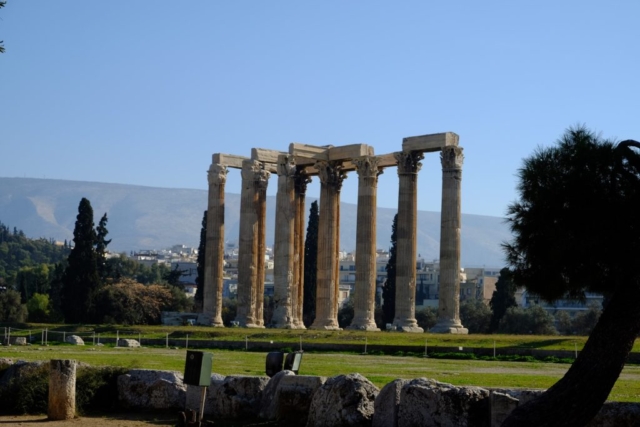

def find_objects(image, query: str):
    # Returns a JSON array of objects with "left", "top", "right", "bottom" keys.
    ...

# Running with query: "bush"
[
  {"left": 498, "top": 305, "right": 558, "bottom": 335},
  {"left": 0, "top": 363, "right": 49, "bottom": 415},
  {"left": 415, "top": 306, "right": 437, "bottom": 331},
  {"left": 460, "top": 299, "right": 491, "bottom": 334},
  {"left": 76, "top": 366, "right": 128, "bottom": 413}
]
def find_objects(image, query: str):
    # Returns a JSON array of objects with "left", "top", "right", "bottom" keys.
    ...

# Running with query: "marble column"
[
  {"left": 235, "top": 159, "right": 270, "bottom": 328},
  {"left": 310, "top": 160, "right": 345, "bottom": 330},
  {"left": 255, "top": 162, "right": 269, "bottom": 327},
  {"left": 204, "top": 162, "right": 228, "bottom": 326},
  {"left": 392, "top": 152, "right": 424, "bottom": 332},
  {"left": 349, "top": 156, "right": 382, "bottom": 331},
  {"left": 272, "top": 155, "right": 297, "bottom": 328},
  {"left": 293, "top": 171, "right": 310, "bottom": 329},
  {"left": 431, "top": 146, "right": 468, "bottom": 334}
]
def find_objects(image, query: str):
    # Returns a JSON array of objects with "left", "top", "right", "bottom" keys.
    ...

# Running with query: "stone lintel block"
[
  {"left": 251, "top": 148, "right": 287, "bottom": 164},
  {"left": 212, "top": 153, "right": 248, "bottom": 169},
  {"left": 289, "top": 143, "right": 331, "bottom": 165},
  {"left": 402, "top": 132, "right": 459, "bottom": 153},
  {"left": 376, "top": 153, "right": 401, "bottom": 169},
  {"left": 328, "top": 144, "right": 374, "bottom": 161}
]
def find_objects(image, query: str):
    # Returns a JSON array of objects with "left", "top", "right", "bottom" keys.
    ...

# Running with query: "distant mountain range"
[{"left": 0, "top": 178, "right": 511, "bottom": 267}]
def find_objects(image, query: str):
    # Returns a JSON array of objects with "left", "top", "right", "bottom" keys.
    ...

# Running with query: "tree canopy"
[
  {"left": 382, "top": 213, "right": 398, "bottom": 325},
  {"left": 501, "top": 127, "right": 640, "bottom": 427},
  {"left": 303, "top": 200, "right": 319, "bottom": 327}
]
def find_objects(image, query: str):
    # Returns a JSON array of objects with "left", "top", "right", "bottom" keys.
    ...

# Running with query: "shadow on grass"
[{"left": 515, "top": 339, "right": 575, "bottom": 349}]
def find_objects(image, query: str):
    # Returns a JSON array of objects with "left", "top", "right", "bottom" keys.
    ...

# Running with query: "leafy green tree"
[
  {"left": 554, "top": 310, "right": 573, "bottom": 335},
  {"left": 572, "top": 303, "right": 602, "bottom": 336},
  {"left": 26, "top": 293, "right": 50, "bottom": 322},
  {"left": 61, "top": 198, "right": 100, "bottom": 323},
  {"left": 382, "top": 214, "right": 398, "bottom": 326},
  {"left": 337, "top": 296, "right": 354, "bottom": 328},
  {"left": 0, "top": 289, "right": 27, "bottom": 322},
  {"left": 95, "top": 213, "right": 111, "bottom": 281},
  {"left": 16, "top": 264, "right": 50, "bottom": 303},
  {"left": 498, "top": 305, "right": 558, "bottom": 335},
  {"left": 303, "top": 201, "right": 319, "bottom": 327},
  {"left": 194, "top": 210, "right": 207, "bottom": 311},
  {"left": 48, "top": 262, "right": 66, "bottom": 321},
  {"left": 489, "top": 268, "right": 517, "bottom": 332},
  {"left": 460, "top": 299, "right": 491, "bottom": 334},
  {"left": 501, "top": 127, "right": 640, "bottom": 427},
  {"left": 163, "top": 264, "right": 186, "bottom": 290},
  {"left": 415, "top": 306, "right": 437, "bottom": 331}
]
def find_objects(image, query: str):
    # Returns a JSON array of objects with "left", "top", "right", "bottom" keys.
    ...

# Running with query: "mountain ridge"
[{"left": 0, "top": 177, "right": 511, "bottom": 267}]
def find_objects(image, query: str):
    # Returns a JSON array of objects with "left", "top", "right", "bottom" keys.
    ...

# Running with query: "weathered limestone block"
[
  {"left": 259, "top": 370, "right": 296, "bottom": 420},
  {"left": 48, "top": 359, "right": 76, "bottom": 420},
  {"left": 118, "top": 339, "right": 140, "bottom": 347},
  {"left": 398, "top": 378, "right": 490, "bottom": 427},
  {"left": 373, "top": 379, "right": 410, "bottom": 427},
  {"left": 185, "top": 373, "right": 226, "bottom": 414},
  {"left": 275, "top": 375, "right": 325, "bottom": 424},
  {"left": 588, "top": 402, "right": 640, "bottom": 426},
  {"left": 66, "top": 335, "right": 84, "bottom": 345},
  {"left": 489, "top": 391, "right": 519, "bottom": 427},
  {"left": 209, "top": 375, "right": 269, "bottom": 420},
  {"left": 307, "top": 373, "right": 379, "bottom": 427},
  {"left": 117, "top": 369, "right": 186, "bottom": 409},
  {"left": 13, "top": 337, "right": 27, "bottom": 345}
]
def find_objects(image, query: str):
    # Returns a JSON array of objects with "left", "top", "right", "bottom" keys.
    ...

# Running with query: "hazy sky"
[{"left": 1, "top": 1, "right": 638, "bottom": 218}]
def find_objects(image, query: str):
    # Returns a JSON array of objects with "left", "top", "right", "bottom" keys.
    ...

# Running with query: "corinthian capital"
[
  {"left": 395, "top": 151, "right": 424, "bottom": 175},
  {"left": 441, "top": 146, "right": 464, "bottom": 170},
  {"left": 277, "top": 154, "right": 297, "bottom": 178},
  {"left": 208, "top": 163, "right": 228, "bottom": 186},
  {"left": 315, "top": 160, "right": 347, "bottom": 192},
  {"left": 241, "top": 159, "right": 271, "bottom": 186}
]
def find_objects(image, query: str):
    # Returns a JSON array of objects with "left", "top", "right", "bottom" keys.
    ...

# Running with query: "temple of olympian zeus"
[{"left": 203, "top": 132, "right": 468, "bottom": 334}]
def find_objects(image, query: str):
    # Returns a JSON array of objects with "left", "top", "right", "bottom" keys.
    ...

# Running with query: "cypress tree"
[
  {"left": 195, "top": 210, "right": 207, "bottom": 311},
  {"left": 303, "top": 201, "right": 319, "bottom": 327},
  {"left": 95, "top": 212, "right": 111, "bottom": 281},
  {"left": 61, "top": 198, "right": 100, "bottom": 323},
  {"left": 489, "top": 267, "right": 517, "bottom": 332},
  {"left": 382, "top": 213, "right": 398, "bottom": 325}
]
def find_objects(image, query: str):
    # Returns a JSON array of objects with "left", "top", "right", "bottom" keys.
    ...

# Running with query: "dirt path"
[{"left": 0, "top": 412, "right": 176, "bottom": 426}]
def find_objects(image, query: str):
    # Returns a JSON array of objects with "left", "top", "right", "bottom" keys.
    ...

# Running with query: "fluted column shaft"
[
  {"left": 310, "top": 161, "right": 345, "bottom": 330},
  {"left": 204, "top": 162, "right": 228, "bottom": 326},
  {"left": 349, "top": 156, "right": 381, "bottom": 331},
  {"left": 431, "top": 146, "right": 468, "bottom": 334},
  {"left": 255, "top": 168, "right": 268, "bottom": 327},
  {"left": 272, "top": 155, "right": 297, "bottom": 328},
  {"left": 235, "top": 159, "right": 270, "bottom": 328},
  {"left": 393, "top": 152, "right": 424, "bottom": 332},
  {"left": 293, "top": 172, "right": 310, "bottom": 329}
]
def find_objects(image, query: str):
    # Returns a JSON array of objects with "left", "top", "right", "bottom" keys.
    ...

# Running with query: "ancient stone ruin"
[{"left": 204, "top": 132, "right": 468, "bottom": 334}]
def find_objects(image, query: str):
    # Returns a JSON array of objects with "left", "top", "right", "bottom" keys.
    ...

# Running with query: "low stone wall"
[{"left": 115, "top": 368, "right": 640, "bottom": 427}]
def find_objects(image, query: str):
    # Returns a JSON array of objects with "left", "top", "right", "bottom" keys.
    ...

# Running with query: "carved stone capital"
[
  {"left": 395, "top": 152, "right": 424, "bottom": 175},
  {"left": 353, "top": 156, "right": 382, "bottom": 182},
  {"left": 295, "top": 170, "right": 312, "bottom": 195},
  {"left": 441, "top": 146, "right": 464, "bottom": 170},
  {"left": 277, "top": 154, "right": 297, "bottom": 178},
  {"left": 207, "top": 163, "right": 228, "bottom": 186},
  {"left": 315, "top": 160, "right": 347, "bottom": 192}
]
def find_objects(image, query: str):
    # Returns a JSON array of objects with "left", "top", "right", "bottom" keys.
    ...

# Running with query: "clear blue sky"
[{"left": 1, "top": 1, "right": 638, "bottom": 218}]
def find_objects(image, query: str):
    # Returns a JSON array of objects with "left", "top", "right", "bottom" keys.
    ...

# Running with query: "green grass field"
[
  {"left": 6, "top": 322, "right": 632, "bottom": 351},
  {"left": 2, "top": 332, "right": 640, "bottom": 403}
]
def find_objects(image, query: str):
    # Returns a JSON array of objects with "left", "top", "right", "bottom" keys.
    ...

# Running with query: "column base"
[
  {"left": 244, "top": 323, "right": 266, "bottom": 329},
  {"left": 210, "top": 321, "right": 225, "bottom": 328},
  {"left": 392, "top": 318, "right": 423, "bottom": 333},
  {"left": 347, "top": 323, "right": 380, "bottom": 332},
  {"left": 430, "top": 320, "right": 469, "bottom": 334},
  {"left": 309, "top": 323, "right": 342, "bottom": 331}
]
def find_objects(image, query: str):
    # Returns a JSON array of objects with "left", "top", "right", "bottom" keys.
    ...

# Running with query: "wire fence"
[{"left": 1, "top": 326, "right": 197, "bottom": 349}]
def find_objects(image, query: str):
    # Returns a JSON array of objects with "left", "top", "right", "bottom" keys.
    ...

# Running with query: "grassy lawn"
[
  {"left": 6, "top": 322, "right": 635, "bottom": 352},
  {"left": 2, "top": 342, "right": 640, "bottom": 403}
]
